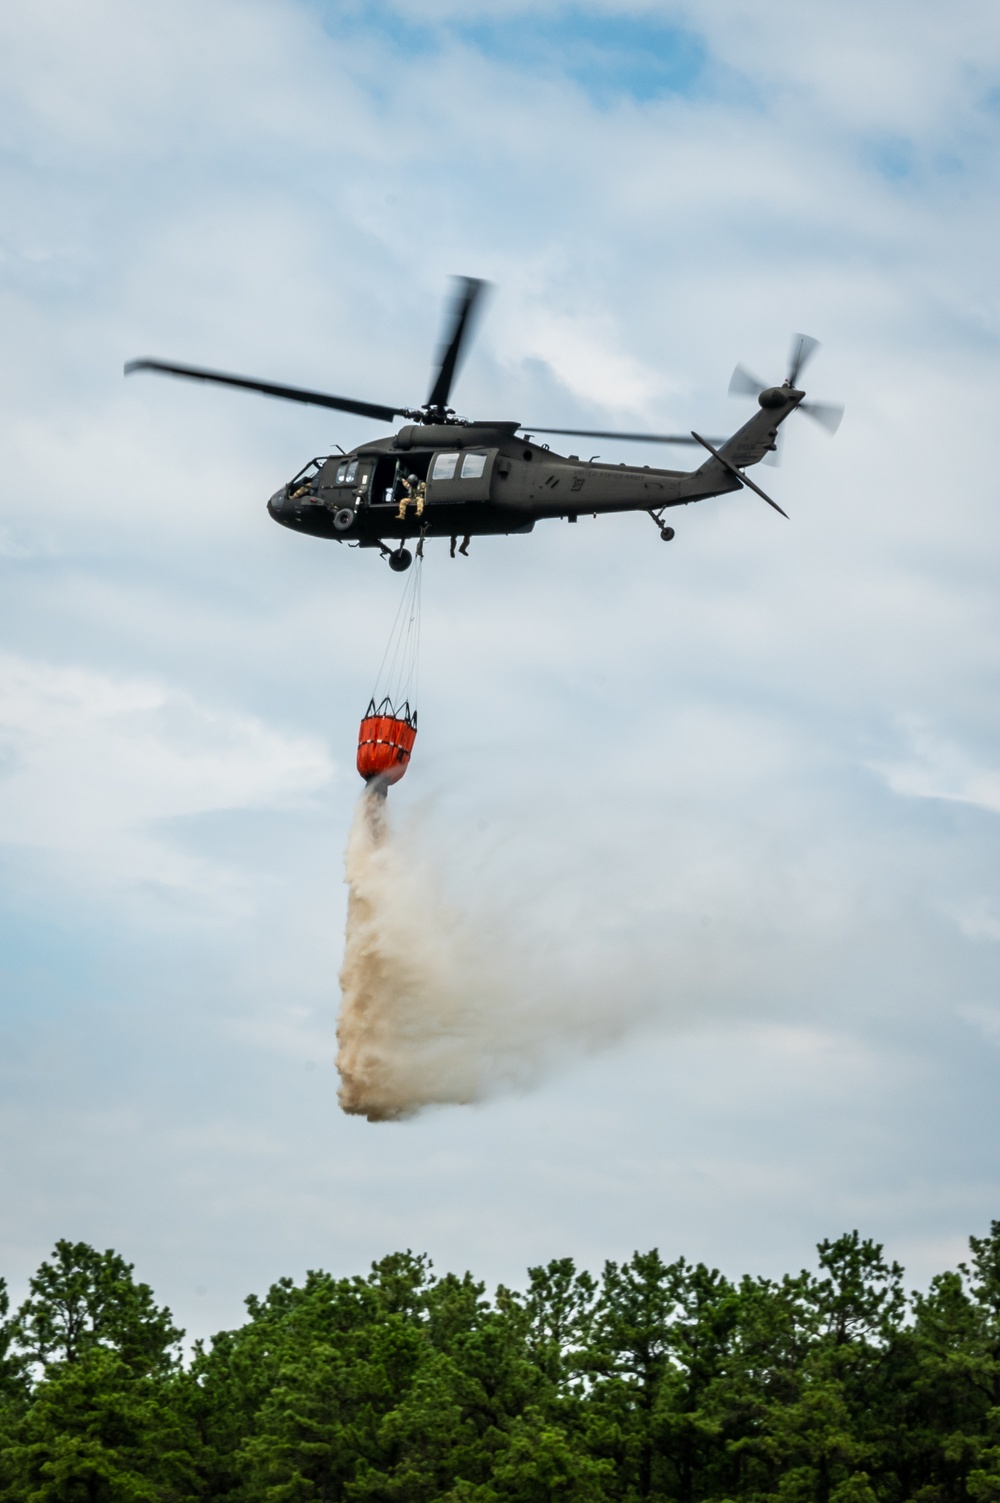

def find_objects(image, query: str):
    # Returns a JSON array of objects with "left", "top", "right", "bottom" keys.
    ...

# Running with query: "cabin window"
[
  {"left": 431, "top": 451, "right": 459, "bottom": 480},
  {"left": 460, "top": 452, "right": 487, "bottom": 479}
]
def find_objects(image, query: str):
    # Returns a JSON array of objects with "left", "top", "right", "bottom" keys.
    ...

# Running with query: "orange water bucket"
[{"left": 356, "top": 698, "right": 417, "bottom": 784}]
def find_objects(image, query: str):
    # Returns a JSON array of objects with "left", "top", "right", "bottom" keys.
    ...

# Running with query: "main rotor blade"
[
  {"left": 728, "top": 363, "right": 766, "bottom": 398},
  {"left": 799, "top": 399, "right": 844, "bottom": 434},
  {"left": 521, "top": 425, "right": 717, "bottom": 446},
  {"left": 124, "top": 359, "right": 407, "bottom": 424},
  {"left": 787, "top": 334, "right": 820, "bottom": 388},
  {"left": 425, "top": 276, "right": 489, "bottom": 411},
  {"left": 690, "top": 431, "right": 789, "bottom": 518}
]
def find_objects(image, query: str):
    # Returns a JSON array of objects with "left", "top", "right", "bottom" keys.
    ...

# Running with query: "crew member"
[{"left": 396, "top": 474, "right": 426, "bottom": 522}]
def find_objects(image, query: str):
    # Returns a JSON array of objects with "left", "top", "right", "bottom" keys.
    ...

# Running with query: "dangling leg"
[
  {"left": 459, "top": 535, "right": 470, "bottom": 556},
  {"left": 449, "top": 535, "right": 457, "bottom": 558}
]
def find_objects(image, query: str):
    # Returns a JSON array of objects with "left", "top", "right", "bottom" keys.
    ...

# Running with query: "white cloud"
[
  {"left": 875, "top": 720, "right": 1000, "bottom": 815},
  {"left": 1, "top": 0, "right": 1000, "bottom": 1324},
  {"left": 0, "top": 653, "right": 333, "bottom": 909},
  {"left": 959, "top": 1003, "right": 1000, "bottom": 1041}
]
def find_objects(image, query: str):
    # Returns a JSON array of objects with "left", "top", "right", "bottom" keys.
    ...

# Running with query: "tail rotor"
[
  {"left": 728, "top": 333, "right": 844, "bottom": 466},
  {"left": 798, "top": 398, "right": 844, "bottom": 434},
  {"left": 786, "top": 333, "right": 820, "bottom": 389},
  {"left": 728, "top": 363, "right": 767, "bottom": 400}
]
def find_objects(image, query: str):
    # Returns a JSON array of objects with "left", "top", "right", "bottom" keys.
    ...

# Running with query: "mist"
[{"left": 335, "top": 785, "right": 660, "bottom": 1121}]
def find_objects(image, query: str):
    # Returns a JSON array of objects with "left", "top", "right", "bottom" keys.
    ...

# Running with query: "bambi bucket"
[{"left": 356, "top": 697, "right": 418, "bottom": 784}]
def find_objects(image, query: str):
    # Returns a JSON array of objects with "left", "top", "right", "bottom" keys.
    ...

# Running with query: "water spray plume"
[
  {"left": 335, "top": 787, "right": 655, "bottom": 1122},
  {"left": 337, "top": 785, "right": 484, "bottom": 1120},
  {"left": 336, "top": 558, "right": 672, "bottom": 1122}
]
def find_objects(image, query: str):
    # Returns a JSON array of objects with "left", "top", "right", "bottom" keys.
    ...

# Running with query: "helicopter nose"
[{"left": 267, "top": 487, "right": 286, "bottom": 515}]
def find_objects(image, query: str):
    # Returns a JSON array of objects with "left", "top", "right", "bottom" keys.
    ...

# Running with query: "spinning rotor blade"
[
  {"left": 799, "top": 399, "right": 844, "bottom": 434},
  {"left": 521, "top": 425, "right": 716, "bottom": 447},
  {"left": 124, "top": 359, "right": 407, "bottom": 423},
  {"left": 787, "top": 333, "right": 820, "bottom": 388},
  {"left": 729, "top": 336, "right": 844, "bottom": 444},
  {"left": 426, "top": 276, "right": 489, "bottom": 411},
  {"left": 728, "top": 363, "right": 766, "bottom": 398}
]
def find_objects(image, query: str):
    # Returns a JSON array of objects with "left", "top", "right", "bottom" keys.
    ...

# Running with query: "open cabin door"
[{"left": 363, "top": 453, "right": 431, "bottom": 512}]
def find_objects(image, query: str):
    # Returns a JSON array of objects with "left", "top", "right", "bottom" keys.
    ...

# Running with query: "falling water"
[{"left": 335, "top": 782, "right": 649, "bottom": 1121}]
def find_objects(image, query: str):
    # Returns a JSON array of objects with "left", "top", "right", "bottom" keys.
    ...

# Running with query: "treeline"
[{"left": 2, "top": 1228, "right": 1000, "bottom": 1502}]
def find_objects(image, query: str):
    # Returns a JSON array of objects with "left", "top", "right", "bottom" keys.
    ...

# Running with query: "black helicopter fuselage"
[
  {"left": 267, "top": 393, "right": 802, "bottom": 549},
  {"left": 127, "top": 277, "right": 839, "bottom": 557}
]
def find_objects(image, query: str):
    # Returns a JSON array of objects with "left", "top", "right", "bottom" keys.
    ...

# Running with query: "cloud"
[
  {"left": 875, "top": 720, "right": 1000, "bottom": 817},
  {"left": 0, "top": 652, "right": 333, "bottom": 911},
  {"left": 1, "top": 0, "right": 1000, "bottom": 1335},
  {"left": 959, "top": 1004, "right": 1000, "bottom": 1041}
]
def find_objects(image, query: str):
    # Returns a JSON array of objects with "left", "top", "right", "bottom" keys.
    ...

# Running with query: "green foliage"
[
  {"left": 0, "top": 1277, "right": 28, "bottom": 1400},
  {"left": 0, "top": 1243, "right": 190, "bottom": 1503},
  {"left": 7, "top": 1229, "right": 1000, "bottom": 1503},
  {"left": 15, "top": 1241, "right": 182, "bottom": 1376},
  {"left": 0, "top": 1348, "right": 197, "bottom": 1503}
]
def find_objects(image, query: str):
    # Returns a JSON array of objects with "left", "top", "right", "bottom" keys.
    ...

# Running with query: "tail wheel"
[
  {"left": 388, "top": 547, "right": 413, "bottom": 572},
  {"left": 660, "top": 526, "right": 675, "bottom": 542}
]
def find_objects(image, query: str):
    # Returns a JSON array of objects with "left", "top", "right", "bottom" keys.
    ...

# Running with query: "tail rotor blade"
[
  {"left": 729, "top": 363, "right": 766, "bottom": 398},
  {"left": 799, "top": 399, "right": 844, "bottom": 434},
  {"left": 787, "top": 333, "right": 820, "bottom": 388},
  {"left": 426, "top": 276, "right": 489, "bottom": 412}
]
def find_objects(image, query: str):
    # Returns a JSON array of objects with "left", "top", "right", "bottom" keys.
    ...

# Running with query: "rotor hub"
[{"left": 759, "top": 386, "right": 797, "bottom": 410}]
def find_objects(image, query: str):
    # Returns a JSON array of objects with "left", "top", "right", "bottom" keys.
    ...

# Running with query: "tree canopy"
[{"left": 3, "top": 1227, "right": 1000, "bottom": 1503}]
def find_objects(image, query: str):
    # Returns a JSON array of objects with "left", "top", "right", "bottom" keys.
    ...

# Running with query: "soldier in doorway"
[{"left": 397, "top": 473, "right": 426, "bottom": 522}]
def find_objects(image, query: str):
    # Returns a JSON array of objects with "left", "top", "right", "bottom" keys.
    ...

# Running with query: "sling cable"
[{"left": 356, "top": 553, "right": 422, "bottom": 791}]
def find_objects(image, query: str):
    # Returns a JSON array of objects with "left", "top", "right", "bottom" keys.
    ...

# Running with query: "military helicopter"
[{"left": 125, "top": 277, "right": 843, "bottom": 572}]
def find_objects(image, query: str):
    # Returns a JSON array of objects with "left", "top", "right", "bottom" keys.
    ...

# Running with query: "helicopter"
[{"left": 125, "top": 278, "right": 843, "bottom": 572}]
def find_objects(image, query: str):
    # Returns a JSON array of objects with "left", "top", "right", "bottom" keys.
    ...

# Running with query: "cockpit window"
[
  {"left": 431, "top": 452, "right": 459, "bottom": 480},
  {"left": 336, "top": 460, "right": 359, "bottom": 484},
  {"left": 461, "top": 452, "right": 487, "bottom": 479}
]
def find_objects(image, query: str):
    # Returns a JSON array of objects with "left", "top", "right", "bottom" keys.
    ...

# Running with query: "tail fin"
[{"left": 701, "top": 390, "right": 802, "bottom": 473}]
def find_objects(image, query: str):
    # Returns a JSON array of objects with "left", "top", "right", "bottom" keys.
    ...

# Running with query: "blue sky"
[
  {"left": 2, "top": 0, "right": 1000, "bottom": 1337},
  {"left": 320, "top": 4, "right": 711, "bottom": 105}
]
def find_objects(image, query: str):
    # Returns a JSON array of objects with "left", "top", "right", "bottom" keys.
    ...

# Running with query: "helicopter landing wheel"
[
  {"left": 333, "top": 507, "right": 355, "bottom": 532},
  {"left": 388, "top": 547, "right": 413, "bottom": 572},
  {"left": 660, "top": 526, "right": 675, "bottom": 542}
]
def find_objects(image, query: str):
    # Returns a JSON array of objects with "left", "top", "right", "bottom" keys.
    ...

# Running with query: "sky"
[{"left": 2, "top": 0, "right": 1000, "bottom": 1340}]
